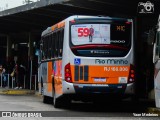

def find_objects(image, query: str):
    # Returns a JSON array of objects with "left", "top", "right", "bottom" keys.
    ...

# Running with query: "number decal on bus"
[{"left": 78, "top": 28, "right": 90, "bottom": 37}]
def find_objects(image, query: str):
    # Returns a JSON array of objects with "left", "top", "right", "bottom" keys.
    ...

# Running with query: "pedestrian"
[
  {"left": 14, "top": 61, "right": 26, "bottom": 89},
  {"left": 89, "top": 25, "right": 94, "bottom": 42},
  {"left": 0, "top": 65, "right": 7, "bottom": 87},
  {"left": 14, "top": 63, "right": 22, "bottom": 89},
  {"left": 0, "top": 65, "right": 2, "bottom": 86},
  {"left": 2, "top": 68, "right": 7, "bottom": 88}
]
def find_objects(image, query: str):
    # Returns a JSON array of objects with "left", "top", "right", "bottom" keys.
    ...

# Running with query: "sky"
[{"left": 0, "top": 0, "right": 39, "bottom": 11}]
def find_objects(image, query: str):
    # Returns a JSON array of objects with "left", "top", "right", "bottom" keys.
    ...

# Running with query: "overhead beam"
[
  {"left": 0, "top": 0, "right": 71, "bottom": 17},
  {"left": 62, "top": 0, "right": 136, "bottom": 16}
]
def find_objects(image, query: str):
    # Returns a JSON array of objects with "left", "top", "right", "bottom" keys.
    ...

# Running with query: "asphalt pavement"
[{"left": 0, "top": 87, "right": 160, "bottom": 117}]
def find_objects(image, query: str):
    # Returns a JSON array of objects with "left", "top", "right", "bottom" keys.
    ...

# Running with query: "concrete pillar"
[
  {"left": 28, "top": 32, "right": 34, "bottom": 89},
  {"left": 6, "top": 35, "right": 12, "bottom": 62},
  {"left": 28, "top": 33, "right": 34, "bottom": 60}
]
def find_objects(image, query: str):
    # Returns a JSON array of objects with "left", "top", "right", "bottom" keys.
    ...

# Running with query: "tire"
[
  {"left": 43, "top": 95, "right": 53, "bottom": 104},
  {"left": 64, "top": 98, "right": 71, "bottom": 108},
  {"left": 43, "top": 95, "right": 50, "bottom": 103},
  {"left": 131, "top": 94, "right": 139, "bottom": 104}
]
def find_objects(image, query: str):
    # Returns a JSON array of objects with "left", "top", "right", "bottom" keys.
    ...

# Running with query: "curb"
[
  {"left": 35, "top": 91, "right": 43, "bottom": 98},
  {"left": 147, "top": 107, "right": 160, "bottom": 115},
  {"left": 0, "top": 89, "right": 35, "bottom": 95}
]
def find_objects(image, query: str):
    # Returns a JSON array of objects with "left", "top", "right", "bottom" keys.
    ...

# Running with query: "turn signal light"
[
  {"left": 65, "top": 63, "right": 72, "bottom": 83},
  {"left": 128, "top": 64, "right": 135, "bottom": 83}
]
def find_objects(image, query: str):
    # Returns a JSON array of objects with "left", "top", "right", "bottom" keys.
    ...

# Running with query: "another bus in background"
[{"left": 153, "top": 15, "right": 160, "bottom": 108}]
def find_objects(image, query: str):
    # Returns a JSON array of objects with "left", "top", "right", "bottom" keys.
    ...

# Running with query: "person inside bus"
[{"left": 89, "top": 25, "right": 94, "bottom": 42}]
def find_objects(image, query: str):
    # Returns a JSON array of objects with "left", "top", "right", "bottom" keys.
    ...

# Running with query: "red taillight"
[
  {"left": 70, "top": 20, "right": 75, "bottom": 23},
  {"left": 128, "top": 64, "right": 135, "bottom": 83},
  {"left": 65, "top": 63, "right": 72, "bottom": 83},
  {"left": 126, "top": 21, "right": 132, "bottom": 24}
]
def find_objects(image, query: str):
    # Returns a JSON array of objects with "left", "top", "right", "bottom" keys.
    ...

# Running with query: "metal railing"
[{"left": 0, "top": 74, "right": 37, "bottom": 90}]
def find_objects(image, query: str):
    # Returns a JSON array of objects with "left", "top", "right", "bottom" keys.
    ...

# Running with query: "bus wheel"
[
  {"left": 43, "top": 95, "right": 52, "bottom": 104},
  {"left": 43, "top": 95, "right": 49, "bottom": 103},
  {"left": 63, "top": 97, "right": 71, "bottom": 108},
  {"left": 131, "top": 95, "right": 139, "bottom": 104}
]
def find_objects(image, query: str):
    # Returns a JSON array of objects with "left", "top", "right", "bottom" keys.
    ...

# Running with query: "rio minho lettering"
[{"left": 95, "top": 59, "right": 128, "bottom": 65}]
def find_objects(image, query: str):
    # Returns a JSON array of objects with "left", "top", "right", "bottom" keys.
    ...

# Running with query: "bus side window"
[
  {"left": 156, "top": 32, "right": 160, "bottom": 58},
  {"left": 52, "top": 33, "right": 55, "bottom": 58},
  {"left": 43, "top": 37, "right": 46, "bottom": 59},
  {"left": 55, "top": 32, "right": 58, "bottom": 58},
  {"left": 57, "top": 31, "right": 61, "bottom": 57},
  {"left": 59, "top": 29, "right": 64, "bottom": 57},
  {"left": 40, "top": 40, "right": 43, "bottom": 61},
  {"left": 40, "top": 37, "right": 44, "bottom": 60},
  {"left": 45, "top": 36, "right": 49, "bottom": 59},
  {"left": 48, "top": 35, "right": 52, "bottom": 59}
]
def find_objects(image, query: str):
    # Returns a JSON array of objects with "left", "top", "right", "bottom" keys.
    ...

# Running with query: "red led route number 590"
[{"left": 78, "top": 28, "right": 91, "bottom": 37}]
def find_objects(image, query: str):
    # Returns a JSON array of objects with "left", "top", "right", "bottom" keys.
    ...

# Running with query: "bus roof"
[{"left": 41, "top": 15, "right": 132, "bottom": 36}]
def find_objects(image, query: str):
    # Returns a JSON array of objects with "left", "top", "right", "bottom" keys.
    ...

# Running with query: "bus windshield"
[{"left": 70, "top": 20, "right": 132, "bottom": 57}]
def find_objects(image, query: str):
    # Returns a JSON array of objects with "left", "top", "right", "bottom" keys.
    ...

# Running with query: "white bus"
[{"left": 38, "top": 15, "right": 135, "bottom": 108}]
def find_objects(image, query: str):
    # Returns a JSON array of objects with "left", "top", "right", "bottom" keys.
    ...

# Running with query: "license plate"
[
  {"left": 92, "top": 84, "right": 109, "bottom": 87},
  {"left": 119, "top": 77, "right": 127, "bottom": 83},
  {"left": 94, "top": 78, "right": 106, "bottom": 82}
]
